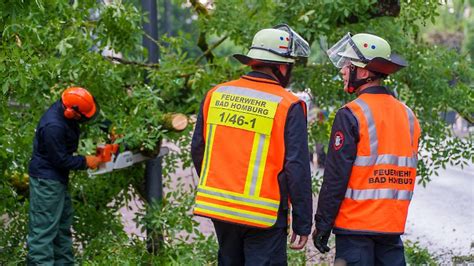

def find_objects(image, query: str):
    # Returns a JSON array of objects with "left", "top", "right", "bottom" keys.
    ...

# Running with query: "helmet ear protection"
[{"left": 63, "top": 105, "right": 82, "bottom": 120}]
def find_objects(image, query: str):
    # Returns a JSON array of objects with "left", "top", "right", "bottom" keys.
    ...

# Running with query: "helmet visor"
[
  {"left": 273, "top": 24, "right": 310, "bottom": 58},
  {"left": 326, "top": 33, "right": 367, "bottom": 68}
]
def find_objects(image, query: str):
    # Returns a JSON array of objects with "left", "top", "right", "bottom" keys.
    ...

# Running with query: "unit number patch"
[{"left": 207, "top": 91, "right": 279, "bottom": 135}]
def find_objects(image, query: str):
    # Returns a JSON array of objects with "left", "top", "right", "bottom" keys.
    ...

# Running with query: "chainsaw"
[{"left": 87, "top": 144, "right": 150, "bottom": 176}]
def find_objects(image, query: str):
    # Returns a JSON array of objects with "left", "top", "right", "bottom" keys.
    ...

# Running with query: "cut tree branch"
[{"left": 162, "top": 113, "right": 189, "bottom": 132}]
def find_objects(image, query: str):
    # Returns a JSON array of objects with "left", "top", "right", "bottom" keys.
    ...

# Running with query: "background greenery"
[{"left": 1, "top": 0, "right": 472, "bottom": 264}]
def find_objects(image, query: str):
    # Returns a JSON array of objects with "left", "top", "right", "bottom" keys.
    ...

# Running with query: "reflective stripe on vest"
[
  {"left": 352, "top": 98, "right": 418, "bottom": 167},
  {"left": 354, "top": 154, "right": 417, "bottom": 168},
  {"left": 195, "top": 82, "right": 299, "bottom": 228},
  {"left": 216, "top": 86, "right": 283, "bottom": 103},
  {"left": 199, "top": 123, "right": 217, "bottom": 186},
  {"left": 194, "top": 203, "right": 276, "bottom": 225},
  {"left": 403, "top": 103, "right": 416, "bottom": 149},
  {"left": 345, "top": 188, "right": 413, "bottom": 200},
  {"left": 197, "top": 187, "right": 280, "bottom": 209},
  {"left": 245, "top": 133, "right": 271, "bottom": 196}
]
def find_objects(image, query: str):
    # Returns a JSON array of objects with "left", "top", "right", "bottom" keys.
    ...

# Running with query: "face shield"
[
  {"left": 326, "top": 33, "right": 369, "bottom": 68},
  {"left": 272, "top": 24, "right": 310, "bottom": 58}
]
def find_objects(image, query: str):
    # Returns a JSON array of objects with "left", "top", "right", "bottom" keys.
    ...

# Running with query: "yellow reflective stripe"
[
  {"left": 200, "top": 185, "right": 279, "bottom": 205},
  {"left": 245, "top": 133, "right": 271, "bottom": 197},
  {"left": 199, "top": 124, "right": 216, "bottom": 186},
  {"left": 194, "top": 207, "right": 273, "bottom": 227},
  {"left": 196, "top": 201, "right": 275, "bottom": 221},
  {"left": 254, "top": 134, "right": 271, "bottom": 196},
  {"left": 244, "top": 133, "right": 262, "bottom": 195},
  {"left": 196, "top": 191, "right": 278, "bottom": 211}
]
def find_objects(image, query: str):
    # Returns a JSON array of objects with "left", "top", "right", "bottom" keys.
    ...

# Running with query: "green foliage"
[
  {"left": 288, "top": 248, "right": 307, "bottom": 265},
  {"left": 1, "top": 0, "right": 473, "bottom": 263},
  {"left": 404, "top": 240, "right": 437, "bottom": 265}
]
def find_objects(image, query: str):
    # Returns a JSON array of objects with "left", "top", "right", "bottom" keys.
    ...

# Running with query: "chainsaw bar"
[
  {"left": 88, "top": 147, "right": 169, "bottom": 176},
  {"left": 88, "top": 152, "right": 150, "bottom": 176}
]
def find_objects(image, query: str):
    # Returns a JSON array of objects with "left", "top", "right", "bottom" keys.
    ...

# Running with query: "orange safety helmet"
[{"left": 61, "top": 87, "right": 98, "bottom": 120}]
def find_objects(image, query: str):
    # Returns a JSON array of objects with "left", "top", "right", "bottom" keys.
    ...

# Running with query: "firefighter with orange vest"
[
  {"left": 27, "top": 87, "right": 101, "bottom": 265},
  {"left": 191, "top": 25, "right": 313, "bottom": 265},
  {"left": 312, "top": 33, "right": 421, "bottom": 265}
]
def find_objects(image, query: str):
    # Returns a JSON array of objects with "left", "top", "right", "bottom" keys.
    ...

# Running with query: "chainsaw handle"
[{"left": 95, "top": 144, "right": 120, "bottom": 162}]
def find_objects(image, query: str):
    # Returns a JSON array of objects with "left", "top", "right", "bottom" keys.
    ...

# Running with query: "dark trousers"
[
  {"left": 335, "top": 234, "right": 406, "bottom": 266},
  {"left": 27, "top": 177, "right": 74, "bottom": 266},
  {"left": 212, "top": 220, "right": 287, "bottom": 266}
]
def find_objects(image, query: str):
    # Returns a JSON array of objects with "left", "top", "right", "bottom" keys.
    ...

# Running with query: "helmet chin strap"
[
  {"left": 271, "top": 64, "right": 293, "bottom": 88},
  {"left": 347, "top": 65, "right": 383, "bottom": 94}
]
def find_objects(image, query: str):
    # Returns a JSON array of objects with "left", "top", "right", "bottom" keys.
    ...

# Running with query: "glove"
[
  {"left": 312, "top": 229, "right": 331, "bottom": 253},
  {"left": 85, "top": 155, "right": 101, "bottom": 169}
]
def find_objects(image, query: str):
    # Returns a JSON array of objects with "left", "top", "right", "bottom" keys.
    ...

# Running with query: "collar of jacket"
[
  {"left": 242, "top": 71, "right": 282, "bottom": 86},
  {"left": 357, "top": 86, "right": 395, "bottom": 97}
]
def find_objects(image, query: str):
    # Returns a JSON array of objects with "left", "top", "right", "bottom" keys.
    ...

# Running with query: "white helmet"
[
  {"left": 327, "top": 33, "right": 407, "bottom": 75},
  {"left": 234, "top": 24, "right": 310, "bottom": 65}
]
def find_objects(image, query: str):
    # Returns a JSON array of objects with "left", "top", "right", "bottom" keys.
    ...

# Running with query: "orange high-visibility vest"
[
  {"left": 193, "top": 75, "right": 305, "bottom": 228},
  {"left": 334, "top": 93, "right": 421, "bottom": 234}
]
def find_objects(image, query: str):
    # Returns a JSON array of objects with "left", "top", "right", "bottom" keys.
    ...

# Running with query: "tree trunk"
[{"left": 163, "top": 0, "right": 172, "bottom": 36}]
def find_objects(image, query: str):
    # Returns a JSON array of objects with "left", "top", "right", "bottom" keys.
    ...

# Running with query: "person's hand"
[
  {"left": 312, "top": 229, "right": 331, "bottom": 253},
  {"left": 85, "top": 155, "right": 101, "bottom": 169},
  {"left": 290, "top": 233, "right": 308, "bottom": 250}
]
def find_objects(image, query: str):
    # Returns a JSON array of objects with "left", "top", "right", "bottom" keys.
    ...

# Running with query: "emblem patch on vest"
[{"left": 334, "top": 131, "right": 344, "bottom": 151}]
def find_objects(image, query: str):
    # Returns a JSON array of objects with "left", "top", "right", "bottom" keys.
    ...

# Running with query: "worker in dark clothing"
[
  {"left": 27, "top": 87, "right": 102, "bottom": 265},
  {"left": 191, "top": 25, "right": 312, "bottom": 265},
  {"left": 313, "top": 33, "right": 421, "bottom": 265}
]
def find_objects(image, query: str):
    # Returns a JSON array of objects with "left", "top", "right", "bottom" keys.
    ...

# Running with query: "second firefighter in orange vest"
[{"left": 313, "top": 33, "right": 421, "bottom": 265}]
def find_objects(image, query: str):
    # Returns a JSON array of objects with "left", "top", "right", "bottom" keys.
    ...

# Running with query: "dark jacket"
[
  {"left": 315, "top": 86, "right": 398, "bottom": 235},
  {"left": 28, "top": 101, "right": 87, "bottom": 184},
  {"left": 191, "top": 72, "right": 313, "bottom": 236}
]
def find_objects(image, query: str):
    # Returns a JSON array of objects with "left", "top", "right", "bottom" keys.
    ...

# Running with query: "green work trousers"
[{"left": 27, "top": 177, "right": 74, "bottom": 266}]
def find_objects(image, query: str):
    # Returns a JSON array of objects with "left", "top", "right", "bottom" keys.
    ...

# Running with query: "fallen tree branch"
[
  {"left": 196, "top": 32, "right": 214, "bottom": 62},
  {"left": 453, "top": 108, "right": 474, "bottom": 125},
  {"left": 143, "top": 32, "right": 162, "bottom": 48},
  {"left": 105, "top": 56, "right": 160, "bottom": 69},
  {"left": 194, "top": 35, "right": 229, "bottom": 64}
]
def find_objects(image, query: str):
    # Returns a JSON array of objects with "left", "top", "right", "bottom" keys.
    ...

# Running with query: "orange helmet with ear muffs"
[{"left": 61, "top": 87, "right": 97, "bottom": 120}]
